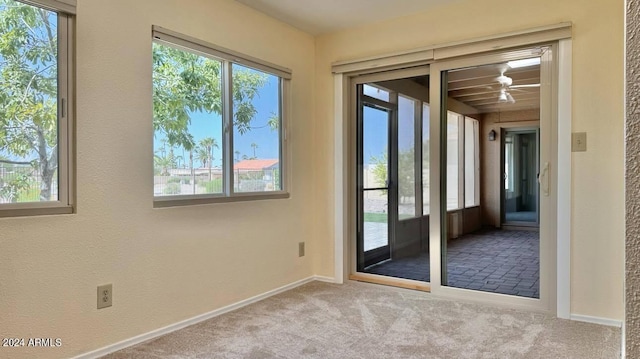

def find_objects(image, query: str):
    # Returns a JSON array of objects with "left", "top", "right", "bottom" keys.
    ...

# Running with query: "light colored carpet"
[{"left": 102, "top": 281, "right": 620, "bottom": 358}]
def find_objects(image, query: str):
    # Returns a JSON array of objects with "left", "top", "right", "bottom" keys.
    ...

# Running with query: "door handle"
[{"left": 538, "top": 162, "right": 550, "bottom": 197}]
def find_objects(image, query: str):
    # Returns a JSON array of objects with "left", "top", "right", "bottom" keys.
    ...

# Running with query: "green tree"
[
  {"left": 199, "top": 137, "right": 218, "bottom": 180},
  {"left": 370, "top": 150, "right": 388, "bottom": 194},
  {"left": 0, "top": 1, "right": 59, "bottom": 201},
  {"left": 398, "top": 148, "right": 415, "bottom": 203},
  {"left": 267, "top": 113, "right": 279, "bottom": 131},
  {"left": 154, "top": 153, "right": 176, "bottom": 176},
  {"left": 152, "top": 43, "right": 266, "bottom": 153},
  {"left": 152, "top": 43, "right": 269, "bottom": 195},
  {"left": 195, "top": 146, "right": 208, "bottom": 168},
  {"left": 370, "top": 147, "right": 416, "bottom": 202}
]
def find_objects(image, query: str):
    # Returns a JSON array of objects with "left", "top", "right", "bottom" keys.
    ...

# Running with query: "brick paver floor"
[{"left": 364, "top": 229, "right": 540, "bottom": 298}]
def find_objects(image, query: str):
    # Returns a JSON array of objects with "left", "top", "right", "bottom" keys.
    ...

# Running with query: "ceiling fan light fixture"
[
  {"left": 507, "top": 57, "right": 541, "bottom": 69},
  {"left": 498, "top": 91, "right": 508, "bottom": 103}
]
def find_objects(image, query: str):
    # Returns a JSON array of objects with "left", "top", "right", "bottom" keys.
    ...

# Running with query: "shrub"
[
  {"left": 167, "top": 177, "right": 181, "bottom": 184},
  {"left": 163, "top": 182, "right": 181, "bottom": 195},
  {"left": 239, "top": 180, "right": 265, "bottom": 192},
  {"left": 202, "top": 179, "right": 223, "bottom": 193}
]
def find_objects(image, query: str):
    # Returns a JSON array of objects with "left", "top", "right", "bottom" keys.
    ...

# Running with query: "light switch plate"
[{"left": 572, "top": 132, "right": 587, "bottom": 152}]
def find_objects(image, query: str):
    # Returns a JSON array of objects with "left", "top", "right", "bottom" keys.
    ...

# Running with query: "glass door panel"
[
  {"left": 359, "top": 102, "right": 392, "bottom": 268},
  {"left": 439, "top": 60, "right": 542, "bottom": 299}
]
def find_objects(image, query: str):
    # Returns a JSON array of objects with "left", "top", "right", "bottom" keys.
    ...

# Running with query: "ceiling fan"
[
  {"left": 495, "top": 67, "right": 516, "bottom": 104},
  {"left": 493, "top": 64, "right": 539, "bottom": 104}
]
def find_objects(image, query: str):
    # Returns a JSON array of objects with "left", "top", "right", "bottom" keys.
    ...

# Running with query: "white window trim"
[
  {"left": 151, "top": 27, "right": 291, "bottom": 208},
  {"left": 0, "top": 2, "right": 75, "bottom": 218}
]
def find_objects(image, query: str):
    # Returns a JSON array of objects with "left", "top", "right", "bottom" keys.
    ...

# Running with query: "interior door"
[
  {"left": 357, "top": 87, "right": 395, "bottom": 270},
  {"left": 502, "top": 129, "right": 540, "bottom": 226}
]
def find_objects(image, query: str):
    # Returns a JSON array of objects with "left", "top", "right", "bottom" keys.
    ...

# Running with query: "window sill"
[
  {"left": 153, "top": 191, "right": 290, "bottom": 208},
  {"left": 0, "top": 205, "right": 74, "bottom": 218}
]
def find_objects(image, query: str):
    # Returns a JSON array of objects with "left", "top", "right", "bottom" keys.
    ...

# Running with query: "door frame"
[
  {"left": 350, "top": 66, "right": 430, "bottom": 280},
  {"left": 357, "top": 92, "right": 396, "bottom": 269},
  {"left": 501, "top": 127, "right": 541, "bottom": 227},
  {"left": 332, "top": 30, "right": 572, "bottom": 318}
]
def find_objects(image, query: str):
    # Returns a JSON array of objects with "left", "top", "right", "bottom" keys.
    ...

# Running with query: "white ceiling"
[{"left": 234, "top": 0, "right": 463, "bottom": 35}]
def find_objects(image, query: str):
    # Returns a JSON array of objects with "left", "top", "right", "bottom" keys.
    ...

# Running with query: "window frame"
[
  {"left": 151, "top": 27, "right": 290, "bottom": 208},
  {"left": 0, "top": 0, "right": 75, "bottom": 218}
]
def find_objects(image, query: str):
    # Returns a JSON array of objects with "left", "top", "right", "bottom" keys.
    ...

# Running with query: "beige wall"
[
  {"left": 1, "top": 0, "right": 626, "bottom": 357},
  {"left": 315, "top": 0, "right": 624, "bottom": 320},
  {"left": 481, "top": 110, "right": 540, "bottom": 227},
  {"left": 0, "top": 0, "right": 316, "bottom": 358}
]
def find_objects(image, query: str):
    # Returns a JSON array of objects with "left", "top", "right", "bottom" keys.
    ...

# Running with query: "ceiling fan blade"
[{"left": 510, "top": 84, "right": 540, "bottom": 89}]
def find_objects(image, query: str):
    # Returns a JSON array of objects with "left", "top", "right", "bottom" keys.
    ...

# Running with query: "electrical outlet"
[
  {"left": 97, "top": 284, "right": 112, "bottom": 309},
  {"left": 298, "top": 242, "right": 305, "bottom": 257}
]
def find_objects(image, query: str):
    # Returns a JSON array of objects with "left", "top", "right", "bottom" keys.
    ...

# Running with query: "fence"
[
  {"left": 153, "top": 168, "right": 279, "bottom": 196},
  {"left": 0, "top": 164, "right": 58, "bottom": 203}
]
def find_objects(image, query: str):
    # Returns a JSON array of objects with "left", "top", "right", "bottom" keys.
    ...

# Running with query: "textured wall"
[
  {"left": 627, "top": 1, "right": 640, "bottom": 356},
  {"left": 0, "top": 1, "right": 316, "bottom": 358}
]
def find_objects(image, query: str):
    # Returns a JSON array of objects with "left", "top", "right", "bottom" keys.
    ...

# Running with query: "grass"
[
  {"left": 364, "top": 212, "right": 388, "bottom": 223},
  {"left": 364, "top": 212, "right": 415, "bottom": 223}
]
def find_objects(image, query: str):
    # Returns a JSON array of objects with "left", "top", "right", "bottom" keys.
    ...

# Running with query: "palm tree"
[
  {"left": 180, "top": 140, "right": 196, "bottom": 195},
  {"left": 235, "top": 150, "right": 241, "bottom": 163},
  {"left": 154, "top": 155, "right": 174, "bottom": 176},
  {"left": 251, "top": 142, "right": 258, "bottom": 159},
  {"left": 199, "top": 137, "right": 219, "bottom": 180},
  {"left": 195, "top": 146, "right": 209, "bottom": 169}
]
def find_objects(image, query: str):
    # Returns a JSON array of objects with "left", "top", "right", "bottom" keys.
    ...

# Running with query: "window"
[
  {"left": 446, "top": 111, "right": 480, "bottom": 211},
  {"left": 152, "top": 27, "right": 289, "bottom": 206},
  {"left": 0, "top": 0, "right": 74, "bottom": 217},
  {"left": 398, "top": 95, "right": 416, "bottom": 219},
  {"left": 464, "top": 116, "right": 480, "bottom": 207},
  {"left": 446, "top": 111, "right": 463, "bottom": 211},
  {"left": 363, "top": 84, "right": 390, "bottom": 102},
  {"left": 422, "top": 103, "right": 430, "bottom": 215}
]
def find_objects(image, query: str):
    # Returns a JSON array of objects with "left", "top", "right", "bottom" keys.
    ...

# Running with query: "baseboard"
[
  {"left": 313, "top": 275, "right": 337, "bottom": 283},
  {"left": 72, "top": 276, "right": 318, "bottom": 359},
  {"left": 570, "top": 314, "right": 623, "bottom": 328}
]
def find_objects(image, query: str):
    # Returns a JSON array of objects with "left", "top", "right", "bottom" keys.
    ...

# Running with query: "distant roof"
[{"left": 234, "top": 159, "right": 279, "bottom": 171}]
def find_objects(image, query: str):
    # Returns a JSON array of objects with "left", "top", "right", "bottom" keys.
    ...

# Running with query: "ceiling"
[
  {"left": 234, "top": 0, "right": 463, "bottom": 35},
  {"left": 447, "top": 62, "right": 541, "bottom": 113}
]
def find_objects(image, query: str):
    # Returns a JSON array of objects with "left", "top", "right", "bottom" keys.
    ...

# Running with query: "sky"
[{"left": 361, "top": 86, "right": 426, "bottom": 165}]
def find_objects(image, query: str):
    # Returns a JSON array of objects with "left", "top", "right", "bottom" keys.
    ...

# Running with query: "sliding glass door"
[
  {"left": 349, "top": 47, "right": 556, "bottom": 311},
  {"left": 428, "top": 47, "right": 556, "bottom": 310},
  {"left": 354, "top": 69, "right": 429, "bottom": 282}
]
